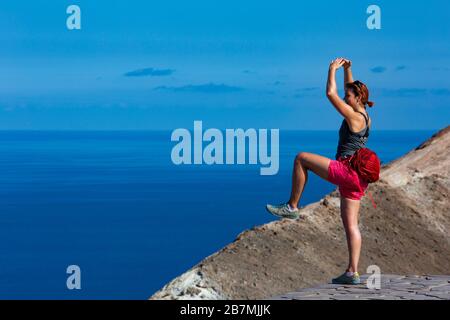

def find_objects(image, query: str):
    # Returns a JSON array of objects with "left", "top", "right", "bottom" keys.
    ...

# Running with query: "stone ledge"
[{"left": 271, "top": 274, "right": 450, "bottom": 300}]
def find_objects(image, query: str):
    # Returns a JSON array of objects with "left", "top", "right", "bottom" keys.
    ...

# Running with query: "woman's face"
[{"left": 344, "top": 88, "right": 360, "bottom": 109}]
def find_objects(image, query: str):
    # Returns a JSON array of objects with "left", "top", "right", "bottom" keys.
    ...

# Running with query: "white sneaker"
[{"left": 265, "top": 203, "right": 300, "bottom": 219}]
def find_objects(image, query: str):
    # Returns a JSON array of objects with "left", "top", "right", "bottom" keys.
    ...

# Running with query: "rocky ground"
[
  {"left": 150, "top": 126, "right": 450, "bottom": 300},
  {"left": 272, "top": 274, "right": 450, "bottom": 300}
]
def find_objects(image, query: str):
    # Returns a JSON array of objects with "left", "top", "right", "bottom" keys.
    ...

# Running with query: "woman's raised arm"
[
  {"left": 343, "top": 59, "right": 354, "bottom": 87},
  {"left": 326, "top": 58, "right": 344, "bottom": 95},
  {"left": 326, "top": 58, "right": 354, "bottom": 119}
]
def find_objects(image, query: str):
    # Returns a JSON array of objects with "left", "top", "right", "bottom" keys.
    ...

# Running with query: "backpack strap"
[
  {"left": 356, "top": 111, "right": 369, "bottom": 125},
  {"left": 356, "top": 111, "right": 370, "bottom": 138}
]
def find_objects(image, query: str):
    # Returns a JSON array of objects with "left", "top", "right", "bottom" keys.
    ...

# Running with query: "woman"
[{"left": 266, "top": 57, "right": 374, "bottom": 285}]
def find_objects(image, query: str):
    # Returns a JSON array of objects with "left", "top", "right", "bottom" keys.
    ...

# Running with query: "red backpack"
[{"left": 349, "top": 147, "right": 380, "bottom": 183}]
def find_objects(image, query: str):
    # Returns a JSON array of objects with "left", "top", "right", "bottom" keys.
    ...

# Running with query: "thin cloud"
[
  {"left": 379, "top": 88, "right": 450, "bottom": 97},
  {"left": 380, "top": 88, "right": 426, "bottom": 97},
  {"left": 296, "top": 87, "right": 320, "bottom": 92},
  {"left": 430, "top": 88, "right": 450, "bottom": 96},
  {"left": 431, "top": 67, "right": 450, "bottom": 71},
  {"left": 371, "top": 66, "right": 387, "bottom": 73},
  {"left": 124, "top": 68, "right": 175, "bottom": 77},
  {"left": 293, "top": 87, "right": 320, "bottom": 98},
  {"left": 154, "top": 83, "right": 245, "bottom": 93}
]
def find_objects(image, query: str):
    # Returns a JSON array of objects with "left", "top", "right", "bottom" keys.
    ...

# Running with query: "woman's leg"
[
  {"left": 340, "top": 196, "right": 362, "bottom": 273},
  {"left": 288, "top": 152, "right": 331, "bottom": 209}
]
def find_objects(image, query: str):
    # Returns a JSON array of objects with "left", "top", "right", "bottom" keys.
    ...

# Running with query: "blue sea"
[{"left": 0, "top": 130, "right": 435, "bottom": 299}]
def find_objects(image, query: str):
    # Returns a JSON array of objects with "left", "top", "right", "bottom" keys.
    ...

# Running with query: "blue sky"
[{"left": 0, "top": 0, "right": 449, "bottom": 130}]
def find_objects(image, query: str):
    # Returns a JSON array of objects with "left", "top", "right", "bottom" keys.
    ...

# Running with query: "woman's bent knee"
[{"left": 295, "top": 152, "right": 308, "bottom": 165}]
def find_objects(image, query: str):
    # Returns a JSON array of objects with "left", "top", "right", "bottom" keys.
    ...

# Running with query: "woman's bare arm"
[
  {"left": 326, "top": 58, "right": 355, "bottom": 119},
  {"left": 343, "top": 59, "right": 354, "bottom": 87}
]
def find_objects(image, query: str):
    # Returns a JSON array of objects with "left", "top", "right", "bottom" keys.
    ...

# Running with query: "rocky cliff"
[{"left": 150, "top": 126, "right": 450, "bottom": 300}]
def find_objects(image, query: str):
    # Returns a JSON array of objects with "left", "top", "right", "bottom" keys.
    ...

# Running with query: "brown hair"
[{"left": 345, "top": 80, "right": 375, "bottom": 107}]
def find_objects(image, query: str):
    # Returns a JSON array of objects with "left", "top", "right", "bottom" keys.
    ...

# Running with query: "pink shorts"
[{"left": 327, "top": 158, "right": 368, "bottom": 200}]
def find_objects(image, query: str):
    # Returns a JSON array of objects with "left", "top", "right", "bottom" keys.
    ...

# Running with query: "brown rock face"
[{"left": 150, "top": 126, "right": 450, "bottom": 300}]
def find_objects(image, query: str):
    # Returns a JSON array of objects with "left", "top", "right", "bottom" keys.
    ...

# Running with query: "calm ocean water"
[{"left": 0, "top": 130, "right": 434, "bottom": 299}]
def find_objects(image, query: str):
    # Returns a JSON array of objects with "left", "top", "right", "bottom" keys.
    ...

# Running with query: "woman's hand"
[
  {"left": 343, "top": 58, "right": 352, "bottom": 69},
  {"left": 329, "top": 58, "right": 345, "bottom": 71},
  {"left": 343, "top": 58, "right": 354, "bottom": 85}
]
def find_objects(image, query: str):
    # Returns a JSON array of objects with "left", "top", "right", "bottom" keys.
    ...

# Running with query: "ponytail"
[{"left": 346, "top": 80, "right": 375, "bottom": 108}]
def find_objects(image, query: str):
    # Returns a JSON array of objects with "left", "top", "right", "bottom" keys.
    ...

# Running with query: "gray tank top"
[{"left": 335, "top": 111, "right": 370, "bottom": 160}]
